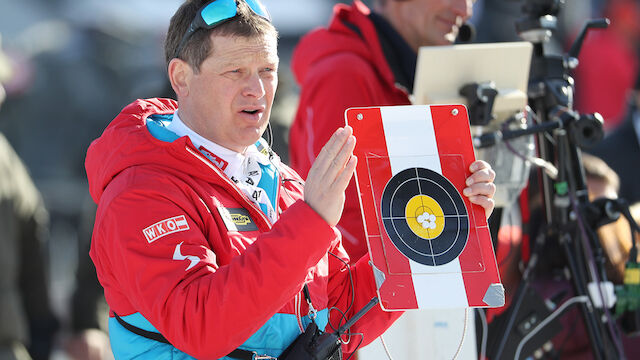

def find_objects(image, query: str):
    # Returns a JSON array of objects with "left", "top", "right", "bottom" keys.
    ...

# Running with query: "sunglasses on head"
[{"left": 173, "top": 0, "right": 271, "bottom": 59}]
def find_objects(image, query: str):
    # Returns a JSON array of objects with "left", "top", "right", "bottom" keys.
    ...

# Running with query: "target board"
[{"left": 346, "top": 105, "right": 504, "bottom": 310}]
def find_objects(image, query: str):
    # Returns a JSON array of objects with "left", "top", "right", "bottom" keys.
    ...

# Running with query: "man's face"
[
  {"left": 180, "top": 33, "right": 278, "bottom": 153},
  {"left": 396, "top": 0, "right": 473, "bottom": 49}
]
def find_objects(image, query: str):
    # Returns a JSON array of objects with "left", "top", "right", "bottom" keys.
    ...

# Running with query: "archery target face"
[{"left": 381, "top": 167, "right": 469, "bottom": 266}]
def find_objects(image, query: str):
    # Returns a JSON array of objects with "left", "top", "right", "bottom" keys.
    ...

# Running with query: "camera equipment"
[
  {"left": 481, "top": 0, "right": 635, "bottom": 359},
  {"left": 609, "top": 198, "right": 640, "bottom": 336},
  {"left": 487, "top": 287, "right": 563, "bottom": 359}
]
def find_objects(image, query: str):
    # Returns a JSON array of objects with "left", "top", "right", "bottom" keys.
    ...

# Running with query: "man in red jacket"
[
  {"left": 289, "top": 0, "right": 480, "bottom": 261},
  {"left": 86, "top": 0, "right": 494, "bottom": 359}
]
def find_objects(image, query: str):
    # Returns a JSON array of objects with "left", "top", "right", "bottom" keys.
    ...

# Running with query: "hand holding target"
[{"left": 462, "top": 160, "right": 496, "bottom": 218}]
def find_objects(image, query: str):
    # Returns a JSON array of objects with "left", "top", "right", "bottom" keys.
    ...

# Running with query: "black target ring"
[{"left": 380, "top": 167, "right": 469, "bottom": 266}]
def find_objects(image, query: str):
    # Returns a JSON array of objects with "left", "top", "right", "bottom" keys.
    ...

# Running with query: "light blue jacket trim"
[
  {"left": 146, "top": 114, "right": 180, "bottom": 142},
  {"left": 109, "top": 314, "right": 196, "bottom": 360},
  {"left": 109, "top": 309, "right": 329, "bottom": 359},
  {"left": 257, "top": 162, "right": 279, "bottom": 212}
]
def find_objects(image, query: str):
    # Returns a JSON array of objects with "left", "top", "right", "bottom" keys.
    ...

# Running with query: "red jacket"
[
  {"left": 86, "top": 98, "right": 399, "bottom": 359},
  {"left": 288, "top": 1, "right": 411, "bottom": 261},
  {"left": 575, "top": 29, "right": 639, "bottom": 131}
]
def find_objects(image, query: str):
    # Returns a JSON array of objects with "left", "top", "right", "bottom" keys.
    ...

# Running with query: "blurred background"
[{"left": 0, "top": 0, "right": 637, "bottom": 359}]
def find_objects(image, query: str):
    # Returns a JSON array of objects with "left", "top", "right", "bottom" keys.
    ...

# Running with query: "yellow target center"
[{"left": 405, "top": 195, "right": 445, "bottom": 239}]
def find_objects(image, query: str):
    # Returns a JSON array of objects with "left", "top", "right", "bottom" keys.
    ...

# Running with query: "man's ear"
[{"left": 168, "top": 58, "right": 193, "bottom": 98}]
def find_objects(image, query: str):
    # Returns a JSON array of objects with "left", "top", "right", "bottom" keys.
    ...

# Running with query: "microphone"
[{"left": 456, "top": 22, "right": 476, "bottom": 43}]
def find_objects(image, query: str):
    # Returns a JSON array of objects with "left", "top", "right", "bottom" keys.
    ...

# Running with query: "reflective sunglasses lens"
[
  {"left": 244, "top": 0, "right": 271, "bottom": 20},
  {"left": 200, "top": 0, "right": 237, "bottom": 26}
]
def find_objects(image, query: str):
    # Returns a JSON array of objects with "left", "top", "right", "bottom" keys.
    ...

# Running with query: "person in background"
[
  {"left": 588, "top": 71, "right": 640, "bottom": 205},
  {"left": 63, "top": 199, "right": 112, "bottom": 360},
  {"left": 574, "top": 0, "right": 640, "bottom": 131},
  {"left": 288, "top": 0, "right": 486, "bottom": 263},
  {"left": 0, "top": 34, "right": 58, "bottom": 360},
  {"left": 581, "top": 153, "right": 632, "bottom": 285}
]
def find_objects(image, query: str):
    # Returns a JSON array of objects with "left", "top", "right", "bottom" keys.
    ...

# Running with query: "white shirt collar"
[{"left": 167, "top": 111, "right": 246, "bottom": 177}]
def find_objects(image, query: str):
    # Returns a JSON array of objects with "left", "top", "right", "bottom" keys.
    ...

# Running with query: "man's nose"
[{"left": 243, "top": 73, "right": 266, "bottom": 98}]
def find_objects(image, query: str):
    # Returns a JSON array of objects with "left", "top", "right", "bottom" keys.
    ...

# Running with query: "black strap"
[
  {"left": 113, "top": 312, "right": 171, "bottom": 344},
  {"left": 302, "top": 284, "right": 312, "bottom": 305},
  {"left": 113, "top": 312, "right": 256, "bottom": 359},
  {"left": 226, "top": 349, "right": 256, "bottom": 360},
  {"left": 112, "top": 286, "right": 314, "bottom": 359}
]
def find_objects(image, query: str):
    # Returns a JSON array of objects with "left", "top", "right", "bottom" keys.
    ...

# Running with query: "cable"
[
  {"left": 264, "top": 122, "right": 273, "bottom": 148},
  {"left": 326, "top": 251, "right": 378, "bottom": 359},
  {"left": 514, "top": 296, "right": 590, "bottom": 360},
  {"left": 375, "top": 310, "right": 469, "bottom": 360},
  {"left": 616, "top": 199, "right": 640, "bottom": 260},
  {"left": 476, "top": 308, "right": 488, "bottom": 360},
  {"left": 571, "top": 194, "right": 627, "bottom": 359},
  {"left": 344, "top": 334, "right": 364, "bottom": 360},
  {"left": 327, "top": 251, "right": 355, "bottom": 343},
  {"left": 499, "top": 112, "right": 559, "bottom": 179},
  {"left": 378, "top": 334, "right": 394, "bottom": 360},
  {"left": 493, "top": 229, "right": 548, "bottom": 359},
  {"left": 451, "top": 308, "right": 469, "bottom": 360}
]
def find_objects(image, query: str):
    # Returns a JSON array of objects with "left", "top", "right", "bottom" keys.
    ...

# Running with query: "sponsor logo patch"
[
  {"left": 143, "top": 215, "right": 190, "bottom": 243},
  {"left": 218, "top": 207, "right": 258, "bottom": 232}
]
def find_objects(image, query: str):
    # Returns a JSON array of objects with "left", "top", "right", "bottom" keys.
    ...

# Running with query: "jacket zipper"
[
  {"left": 186, "top": 145, "right": 303, "bottom": 331},
  {"left": 295, "top": 293, "right": 304, "bottom": 332}
]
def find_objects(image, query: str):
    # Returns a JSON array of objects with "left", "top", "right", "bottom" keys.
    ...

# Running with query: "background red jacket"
[{"left": 289, "top": 1, "right": 411, "bottom": 262}]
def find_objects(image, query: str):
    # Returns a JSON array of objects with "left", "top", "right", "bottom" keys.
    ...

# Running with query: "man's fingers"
[
  {"left": 325, "top": 134, "right": 356, "bottom": 183},
  {"left": 463, "top": 182, "right": 496, "bottom": 198},
  {"left": 331, "top": 155, "right": 357, "bottom": 192},
  {"left": 303, "top": 126, "right": 357, "bottom": 226},
  {"left": 465, "top": 167, "right": 496, "bottom": 186},
  {"left": 468, "top": 195, "right": 495, "bottom": 218},
  {"left": 469, "top": 160, "right": 490, "bottom": 172},
  {"left": 465, "top": 160, "right": 496, "bottom": 218},
  {"left": 309, "top": 126, "right": 352, "bottom": 178}
]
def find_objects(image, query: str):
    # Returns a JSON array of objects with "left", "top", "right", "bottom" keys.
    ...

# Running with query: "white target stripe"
[
  {"left": 383, "top": 215, "right": 466, "bottom": 220},
  {"left": 380, "top": 105, "right": 469, "bottom": 309}
]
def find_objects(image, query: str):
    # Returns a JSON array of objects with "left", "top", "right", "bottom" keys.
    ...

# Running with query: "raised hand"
[{"left": 304, "top": 126, "right": 357, "bottom": 227}]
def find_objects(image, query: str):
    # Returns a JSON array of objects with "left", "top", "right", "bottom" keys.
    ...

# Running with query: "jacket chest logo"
[{"left": 218, "top": 207, "right": 258, "bottom": 232}]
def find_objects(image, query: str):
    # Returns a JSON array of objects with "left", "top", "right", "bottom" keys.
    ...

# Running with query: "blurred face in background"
[{"left": 379, "top": 0, "right": 474, "bottom": 51}]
